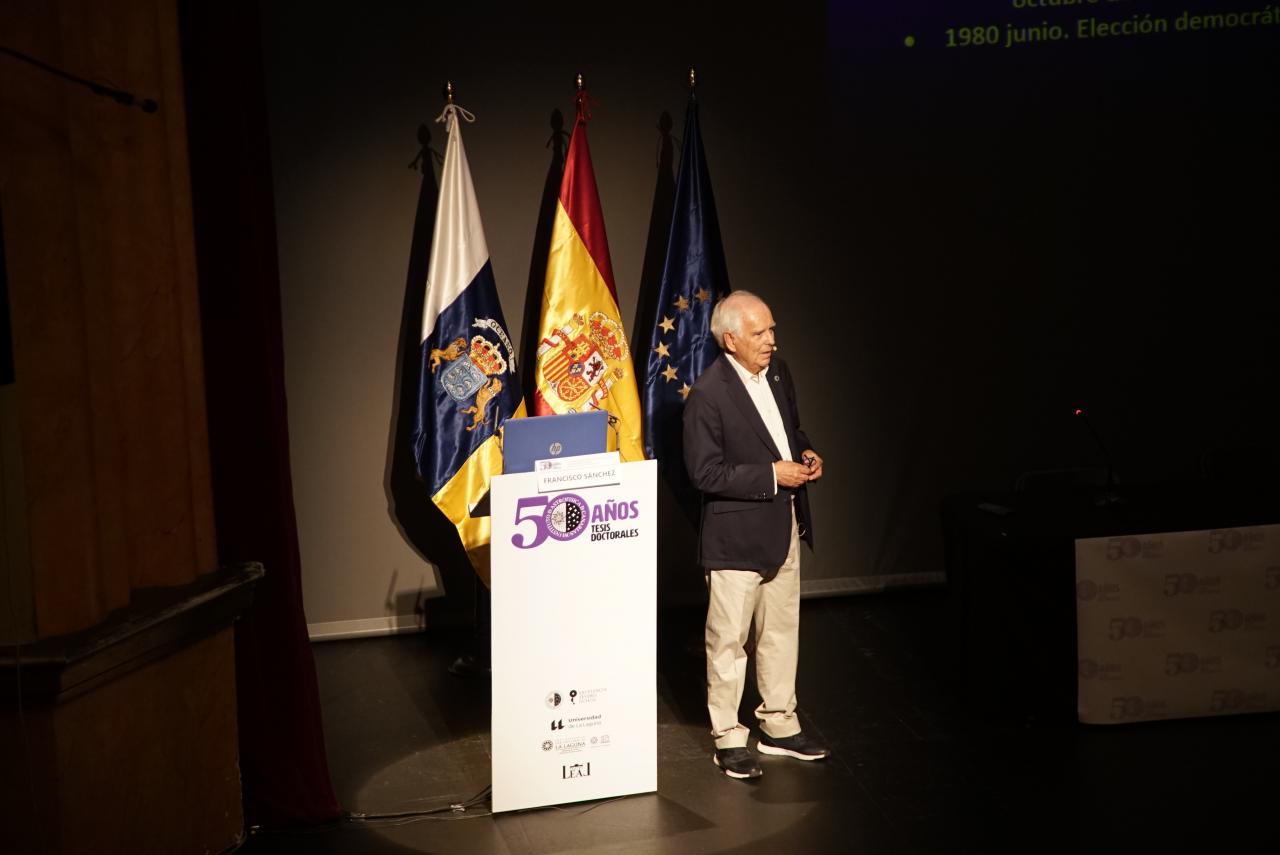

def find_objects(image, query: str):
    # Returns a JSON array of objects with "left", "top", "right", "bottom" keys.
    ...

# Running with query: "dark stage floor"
[{"left": 238, "top": 589, "right": 1276, "bottom": 854}]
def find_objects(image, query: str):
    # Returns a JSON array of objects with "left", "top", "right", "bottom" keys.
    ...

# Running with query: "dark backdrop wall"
[
  {"left": 828, "top": 2, "right": 1279, "bottom": 571},
  {"left": 258, "top": 1, "right": 1279, "bottom": 631}
]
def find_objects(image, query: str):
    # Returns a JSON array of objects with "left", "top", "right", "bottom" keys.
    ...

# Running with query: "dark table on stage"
[{"left": 941, "top": 478, "right": 1280, "bottom": 724}]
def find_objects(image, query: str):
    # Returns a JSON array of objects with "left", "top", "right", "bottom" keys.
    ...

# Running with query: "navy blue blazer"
[{"left": 682, "top": 353, "right": 816, "bottom": 576}]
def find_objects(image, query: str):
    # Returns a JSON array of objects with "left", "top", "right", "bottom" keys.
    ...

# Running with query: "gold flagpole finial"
[
  {"left": 576, "top": 72, "right": 584, "bottom": 92},
  {"left": 688, "top": 67, "right": 696, "bottom": 91},
  {"left": 443, "top": 81, "right": 454, "bottom": 104}
]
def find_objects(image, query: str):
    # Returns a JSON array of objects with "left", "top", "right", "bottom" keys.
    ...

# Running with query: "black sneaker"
[
  {"left": 713, "top": 747, "right": 763, "bottom": 779},
  {"left": 756, "top": 731, "right": 831, "bottom": 761}
]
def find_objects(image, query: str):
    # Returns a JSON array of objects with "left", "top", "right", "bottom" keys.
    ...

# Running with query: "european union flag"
[{"left": 642, "top": 93, "right": 731, "bottom": 477}]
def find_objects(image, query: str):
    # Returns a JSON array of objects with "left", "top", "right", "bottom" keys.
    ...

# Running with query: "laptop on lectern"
[
  {"left": 468, "top": 411, "right": 609, "bottom": 519},
  {"left": 501, "top": 410, "right": 609, "bottom": 474}
]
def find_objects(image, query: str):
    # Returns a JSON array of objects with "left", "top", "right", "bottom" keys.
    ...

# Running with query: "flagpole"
[{"left": 438, "top": 73, "right": 485, "bottom": 671}]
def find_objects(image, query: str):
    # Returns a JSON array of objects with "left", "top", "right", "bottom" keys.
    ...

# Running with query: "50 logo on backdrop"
[{"left": 511, "top": 493, "right": 641, "bottom": 549}]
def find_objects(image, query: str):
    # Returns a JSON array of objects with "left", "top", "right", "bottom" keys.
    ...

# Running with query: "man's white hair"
[{"left": 710, "top": 291, "right": 763, "bottom": 350}]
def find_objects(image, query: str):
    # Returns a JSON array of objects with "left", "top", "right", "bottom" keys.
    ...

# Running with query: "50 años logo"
[{"left": 511, "top": 493, "right": 640, "bottom": 549}]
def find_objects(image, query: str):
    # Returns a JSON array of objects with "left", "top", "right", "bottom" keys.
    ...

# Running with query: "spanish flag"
[
  {"left": 413, "top": 103, "right": 525, "bottom": 583},
  {"left": 533, "top": 88, "right": 644, "bottom": 462}
]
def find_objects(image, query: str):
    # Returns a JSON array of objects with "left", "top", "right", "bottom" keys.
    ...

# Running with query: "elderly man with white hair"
[{"left": 682, "top": 290, "right": 829, "bottom": 780}]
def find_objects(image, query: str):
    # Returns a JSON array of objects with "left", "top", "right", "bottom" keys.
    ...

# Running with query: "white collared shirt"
[{"left": 728, "top": 356, "right": 793, "bottom": 494}]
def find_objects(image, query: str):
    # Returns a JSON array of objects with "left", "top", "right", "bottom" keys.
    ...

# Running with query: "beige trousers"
[{"left": 705, "top": 512, "right": 801, "bottom": 749}]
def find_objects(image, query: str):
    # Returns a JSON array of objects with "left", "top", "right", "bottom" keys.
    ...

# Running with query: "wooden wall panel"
[
  {"left": 0, "top": 0, "right": 217, "bottom": 637},
  {"left": 0, "top": 0, "right": 112, "bottom": 636}
]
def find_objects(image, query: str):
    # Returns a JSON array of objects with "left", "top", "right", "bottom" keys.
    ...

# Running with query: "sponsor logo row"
[
  {"left": 1099, "top": 529, "right": 1269, "bottom": 562},
  {"left": 1089, "top": 611, "right": 1270, "bottom": 639},
  {"left": 541, "top": 733, "right": 613, "bottom": 754},
  {"left": 1102, "top": 690, "right": 1272, "bottom": 721},
  {"left": 1081, "top": 646, "right": 1280, "bottom": 677},
  {"left": 1077, "top": 569, "right": 1280, "bottom": 601},
  {"left": 545, "top": 687, "right": 608, "bottom": 708}
]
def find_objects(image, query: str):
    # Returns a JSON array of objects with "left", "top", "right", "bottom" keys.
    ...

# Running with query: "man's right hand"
[{"left": 774, "top": 460, "right": 811, "bottom": 489}]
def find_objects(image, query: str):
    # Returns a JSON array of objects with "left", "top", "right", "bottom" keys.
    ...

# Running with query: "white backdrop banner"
[
  {"left": 1076, "top": 524, "right": 1280, "bottom": 724},
  {"left": 490, "top": 459, "right": 657, "bottom": 812}
]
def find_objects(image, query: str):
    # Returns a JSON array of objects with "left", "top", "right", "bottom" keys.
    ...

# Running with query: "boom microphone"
[{"left": 1074, "top": 407, "right": 1122, "bottom": 506}]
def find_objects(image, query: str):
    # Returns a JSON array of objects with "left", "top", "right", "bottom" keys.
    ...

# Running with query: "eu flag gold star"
[
  {"left": 661, "top": 364, "right": 678, "bottom": 383},
  {"left": 673, "top": 295, "right": 690, "bottom": 312},
  {"left": 679, "top": 382, "right": 692, "bottom": 399},
  {"left": 658, "top": 315, "right": 676, "bottom": 333},
  {"left": 654, "top": 341, "right": 671, "bottom": 359},
  {"left": 694, "top": 288, "right": 710, "bottom": 304}
]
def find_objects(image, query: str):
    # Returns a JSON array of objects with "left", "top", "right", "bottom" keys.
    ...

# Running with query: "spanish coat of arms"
[{"left": 536, "top": 311, "right": 629, "bottom": 410}]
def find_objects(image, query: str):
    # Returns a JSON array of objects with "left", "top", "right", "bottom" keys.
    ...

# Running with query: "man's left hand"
[{"left": 801, "top": 450, "right": 824, "bottom": 481}]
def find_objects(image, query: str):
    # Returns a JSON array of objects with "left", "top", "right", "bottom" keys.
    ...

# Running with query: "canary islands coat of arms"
[
  {"left": 536, "top": 311, "right": 630, "bottom": 410},
  {"left": 429, "top": 318, "right": 515, "bottom": 431}
]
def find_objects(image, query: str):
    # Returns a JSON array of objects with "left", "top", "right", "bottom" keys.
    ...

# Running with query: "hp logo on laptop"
[{"left": 548, "top": 442, "right": 563, "bottom": 456}]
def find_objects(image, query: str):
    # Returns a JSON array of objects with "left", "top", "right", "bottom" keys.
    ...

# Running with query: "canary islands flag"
[
  {"left": 533, "top": 90, "right": 644, "bottom": 462},
  {"left": 642, "top": 94, "right": 730, "bottom": 467},
  {"left": 413, "top": 104, "right": 524, "bottom": 582}
]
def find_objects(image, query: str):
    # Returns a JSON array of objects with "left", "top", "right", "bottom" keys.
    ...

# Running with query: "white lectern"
[{"left": 489, "top": 458, "right": 657, "bottom": 813}]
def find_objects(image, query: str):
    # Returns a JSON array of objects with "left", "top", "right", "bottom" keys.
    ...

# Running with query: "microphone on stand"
[{"left": 1074, "top": 407, "right": 1123, "bottom": 506}]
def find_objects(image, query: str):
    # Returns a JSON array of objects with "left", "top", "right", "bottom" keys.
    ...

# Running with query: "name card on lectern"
[{"left": 535, "top": 462, "right": 622, "bottom": 493}]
